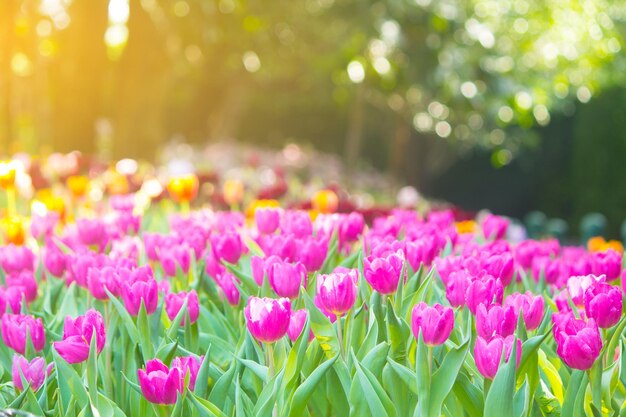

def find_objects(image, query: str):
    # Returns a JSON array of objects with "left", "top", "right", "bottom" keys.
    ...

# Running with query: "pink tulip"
[
  {"left": 5, "top": 271, "right": 38, "bottom": 303},
  {"left": 567, "top": 274, "right": 605, "bottom": 306},
  {"left": 591, "top": 250, "right": 622, "bottom": 281},
  {"left": 255, "top": 207, "right": 281, "bottom": 234},
  {"left": 244, "top": 296, "right": 291, "bottom": 343},
  {"left": 1, "top": 314, "right": 45, "bottom": 354},
  {"left": 444, "top": 271, "right": 471, "bottom": 308},
  {"left": 287, "top": 309, "right": 313, "bottom": 342},
  {"left": 363, "top": 251, "right": 404, "bottom": 295},
  {"left": 338, "top": 212, "right": 365, "bottom": 243},
  {"left": 298, "top": 237, "right": 328, "bottom": 272},
  {"left": 120, "top": 266, "right": 158, "bottom": 316},
  {"left": 214, "top": 271, "right": 241, "bottom": 306},
  {"left": 481, "top": 252, "right": 514, "bottom": 287},
  {"left": 316, "top": 268, "right": 358, "bottom": 316},
  {"left": 250, "top": 255, "right": 280, "bottom": 286},
  {"left": 411, "top": 302, "right": 454, "bottom": 346},
  {"left": 0, "top": 245, "right": 35, "bottom": 274},
  {"left": 2, "top": 287, "right": 24, "bottom": 315},
  {"left": 465, "top": 275, "right": 503, "bottom": 314},
  {"left": 159, "top": 244, "right": 191, "bottom": 277},
  {"left": 211, "top": 232, "right": 243, "bottom": 265},
  {"left": 138, "top": 359, "right": 183, "bottom": 404},
  {"left": 76, "top": 218, "right": 109, "bottom": 249},
  {"left": 404, "top": 238, "right": 438, "bottom": 271},
  {"left": 43, "top": 245, "right": 67, "bottom": 277},
  {"left": 474, "top": 335, "right": 521, "bottom": 380},
  {"left": 258, "top": 234, "right": 298, "bottom": 262},
  {"left": 504, "top": 292, "right": 544, "bottom": 331},
  {"left": 553, "top": 313, "right": 602, "bottom": 370},
  {"left": 476, "top": 303, "right": 517, "bottom": 340},
  {"left": 171, "top": 355, "right": 203, "bottom": 390},
  {"left": 54, "top": 309, "right": 106, "bottom": 364},
  {"left": 30, "top": 212, "right": 59, "bottom": 240},
  {"left": 87, "top": 266, "right": 120, "bottom": 300},
  {"left": 482, "top": 214, "right": 509, "bottom": 240},
  {"left": 165, "top": 290, "right": 200, "bottom": 324},
  {"left": 281, "top": 211, "right": 313, "bottom": 238},
  {"left": 12, "top": 355, "right": 52, "bottom": 391},
  {"left": 314, "top": 296, "right": 338, "bottom": 324},
  {"left": 267, "top": 260, "right": 307, "bottom": 299},
  {"left": 584, "top": 283, "right": 622, "bottom": 328}
]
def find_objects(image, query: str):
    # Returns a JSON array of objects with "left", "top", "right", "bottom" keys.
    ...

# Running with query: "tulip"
[
  {"left": 258, "top": 234, "right": 298, "bottom": 262},
  {"left": 66, "top": 175, "right": 89, "bottom": 198},
  {"left": 404, "top": 238, "right": 438, "bottom": 271},
  {"left": 298, "top": 237, "right": 328, "bottom": 272},
  {"left": 171, "top": 355, "right": 203, "bottom": 391},
  {"left": 12, "top": 355, "right": 52, "bottom": 391},
  {"left": 267, "top": 260, "right": 307, "bottom": 299},
  {"left": 138, "top": 359, "right": 183, "bottom": 405},
  {"left": 87, "top": 266, "right": 120, "bottom": 300},
  {"left": 553, "top": 313, "right": 602, "bottom": 370},
  {"left": 445, "top": 271, "right": 472, "bottom": 307},
  {"left": 481, "top": 252, "right": 514, "bottom": 287},
  {"left": 338, "top": 212, "right": 365, "bottom": 243},
  {"left": 1, "top": 314, "right": 46, "bottom": 354},
  {"left": 3, "top": 287, "right": 24, "bottom": 315},
  {"left": 0, "top": 245, "right": 34, "bottom": 274},
  {"left": 482, "top": 214, "right": 509, "bottom": 240},
  {"left": 280, "top": 211, "right": 313, "bottom": 238},
  {"left": 167, "top": 174, "right": 199, "bottom": 203},
  {"left": 567, "top": 274, "right": 605, "bottom": 306},
  {"left": 287, "top": 309, "right": 313, "bottom": 342},
  {"left": 316, "top": 268, "right": 358, "bottom": 316},
  {"left": 474, "top": 335, "right": 521, "bottom": 380},
  {"left": 244, "top": 297, "right": 291, "bottom": 343},
  {"left": 255, "top": 207, "right": 281, "bottom": 234},
  {"left": 165, "top": 290, "right": 200, "bottom": 324},
  {"left": 313, "top": 296, "right": 338, "bottom": 324},
  {"left": 476, "top": 304, "right": 517, "bottom": 340},
  {"left": 363, "top": 251, "right": 404, "bottom": 295},
  {"left": 30, "top": 212, "right": 59, "bottom": 240},
  {"left": 411, "top": 302, "right": 454, "bottom": 346},
  {"left": 465, "top": 275, "right": 503, "bottom": 314},
  {"left": 76, "top": 218, "right": 108, "bottom": 249},
  {"left": 584, "top": 283, "right": 622, "bottom": 328},
  {"left": 120, "top": 267, "right": 158, "bottom": 316},
  {"left": 54, "top": 309, "right": 106, "bottom": 364},
  {"left": 43, "top": 246, "right": 67, "bottom": 277},
  {"left": 250, "top": 255, "right": 280, "bottom": 286},
  {"left": 211, "top": 232, "right": 243, "bottom": 264},
  {"left": 591, "top": 249, "right": 622, "bottom": 281},
  {"left": 5, "top": 271, "right": 38, "bottom": 303},
  {"left": 504, "top": 292, "right": 544, "bottom": 331},
  {"left": 223, "top": 179, "right": 244, "bottom": 206},
  {"left": 214, "top": 271, "right": 241, "bottom": 306},
  {"left": 311, "top": 189, "right": 339, "bottom": 213},
  {"left": 159, "top": 244, "right": 191, "bottom": 277}
]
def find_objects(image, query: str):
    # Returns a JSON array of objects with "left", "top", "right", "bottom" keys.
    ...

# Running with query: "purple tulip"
[
  {"left": 12, "top": 355, "right": 52, "bottom": 391},
  {"left": 476, "top": 303, "right": 517, "bottom": 340},
  {"left": 584, "top": 283, "right": 622, "bottom": 328},
  {"left": 0, "top": 245, "right": 35, "bottom": 274},
  {"left": 504, "top": 292, "right": 544, "bottom": 331},
  {"left": 411, "top": 302, "right": 454, "bottom": 346},
  {"left": 171, "top": 355, "right": 203, "bottom": 391},
  {"left": 363, "top": 251, "right": 404, "bottom": 295},
  {"left": 267, "top": 260, "right": 307, "bottom": 299},
  {"left": 244, "top": 296, "right": 291, "bottom": 343},
  {"left": 404, "top": 238, "right": 438, "bottom": 271},
  {"left": 120, "top": 266, "right": 158, "bottom": 316},
  {"left": 214, "top": 271, "right": 241, "bottom": 306},
  {"left": 474, "top": 335, "right": 521, "bottom": 380},
  {"left": 553, "top": 313, "right": 602, "bottom": 370},
  {"left": 211, "top": 232, "right": 243, "bottom": 264},
  {"left": 165, "top": 290, "right": 200, "bottom": 324},
  {"left": 54, "top": 309, "right": 106, "bottom": 364},
  {"left": 255, "top": 207, "right": 281, "bottom": 234},
  {"left": 287, "top": 309, "right": 313, "bottom": 342},
  {"left": 316, "top": 268, "right": 358, "bottom": 316},
  {"left": 465, "top": 275, "right": 503, "bottom": 314},
  {"left": 138, "top": 359, "right": 183, "bottom": 404},
  {"left": 1, "top": 314, "right": 45, "bottom": 354},
  {"left": 76, "top": 218, "right": 109, "bottom": 249}
]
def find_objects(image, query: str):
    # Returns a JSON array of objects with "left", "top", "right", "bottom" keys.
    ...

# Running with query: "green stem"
[
  {"left": 104, "top": 302, "right": 113, "bottom": 399},
  {"left": 336, "top": 314, "right": 345, "bottom": 359},
  {"left": 428, "top": 346, "right": 433, "bottom": 377},
  {"left": 484, "top": 378, "right": 492, "bottom": 397},
  {"left": 266, "top": 343, "right": 275, "bottom": 379}
]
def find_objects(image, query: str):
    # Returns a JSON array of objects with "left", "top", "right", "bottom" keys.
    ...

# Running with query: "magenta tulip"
[
  {"left": 214, "top": 271, "right": 241, "bottom": 306},
  {"left": 267, "top": 260, "right": 307, "bottom": 299},
  {"left": 280, "top": 211, "right": 313, "bottom": 238},
  {"left": 584, "top": 283, "right": 622, "bottom": 329},
  {"left": 411, "top": 302, "right": 454, "bottom": 346},
  {"left": 287, "top": 309, "right": 313, "bottom": 342},
  {"left": 481, "top": 252, "right": 514, "bottom": 287},
  {"left": 504, "top": 292, "right": 544, "bottom": 331},
  {"left": 43, "top": 246, "right": 67, "bottom": 277},
  {"left": 120, "top": 266, "right": 158, "bottom": 316},
  {"left": 171, "top": 355, "right": 203, "bottom": 391},
  {"left": 211, "top": 232, "right": 243, "bottom": 264},
  {"left": 591, "top": 249, "right": 622, "bottom": 281},
  {"left": 465, "top": 275, "right": 503, "bottom": 314},
  {"left": 12, "top": 355, "right": 52, "bottom": 391},
  {"left": 244, "top": 296, "right": 291, "bottom": 343},
  {"left": 298, "top": 237, "right": 328, "bottom": 272},
  {"left": 474, "top": 335, "right": 521, "bottom": 380},
  {"left": 482, "top": 214, "right": 509, "bottom": 240},
  {"left": 54, "top": 309, "right": 106, "bottom": 364},
  {"left": 5, "top": 271, "right": 38, "bottom": 303},
  {"left": 1, "top": 314, "right": 45, "bottom": 354},
  {"left": 250, "top": 255, "right": 280, "bottom": 286},
  {"left": 445, "top": 270, "right": 472, "bottom": 307},
  {"left": 165, "top": 290, "right": 200, "bottom": 324},
  {"left": 138, "top": 359, "right": 183, "bottom": 405},
  {"left": 255, "top": 207, "right": 281, "bottom": 234},
  {"left": 363, "top": 251, "right": 404, "bottom": 295},
  {"left": 87, "top": 266, "right": 120, "bottom": 300},
  {"left": 76, "top": 218, "right": 108, "bottom": 249},
  {"left": 476, "top": 303, "right": 517, "bottom": 340},
  {"left": 316, "top": 268, "right": 358, "bottom": 316},
  {"left": 553, "top": 313, "right": 602, "bottom": 370}
]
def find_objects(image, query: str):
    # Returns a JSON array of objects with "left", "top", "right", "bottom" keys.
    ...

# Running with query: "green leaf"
[
  {"left": 386, "top": 301, "right": 410, "bottom": 363},
  {"left": 429, "top": 338, "right": 470, "bottom": 416},
  {"left": 194, "top": 344, "right": 212, "bottom": 398},
  {"left": 386, "top": 357, "right": 418, "bottom": 395},
  {"left": 302, "top": 289, "right": 339, "bottom": 359},
  {"left": 237, "top": 357, "right": 268, "bottom": 383},
  {"left": 137, "top": 300, "right": 154, "bottom": 359},
  {"left": 53, "top": 349, "right": 90, "bottom": 410},
  {"left": 86, "top": 331, "right": 100, "bottom": 413},
  {"left": 189, "top": 390, "right": 229, "bottom": 417},
  {"left": 287, "top": 354, "right": 338, "bottom": 417},
  {"left": 106, "top": 288, "right": 140, "bottom": 341},
  {"left": 351, "top": 354, "right": 397, "bottom": 417}
]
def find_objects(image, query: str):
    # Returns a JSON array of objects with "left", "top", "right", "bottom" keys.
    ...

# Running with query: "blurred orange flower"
[
  {"left": 167, "top": 174, "right": 199, "bottom": 203},
  {"left": 66, "top": 175, "right": 89, "bottom": 198},
  {"left": 587, "top": 236, "right": 624, "bottom": 253},
  {"left": 311, "top": 189, "right": 338, "bottom": 214},
  {"left": 223, "top": 179, "right": 244, "bottom": 206},
  {"left": 1, "top": 216, "right": 26, "bottom": 245},
  {"left": 456, "top": 220, "right": 476, "bottom": 234},
  {"left": 0, "top": 161, "right": 16, "bottom": 190}
]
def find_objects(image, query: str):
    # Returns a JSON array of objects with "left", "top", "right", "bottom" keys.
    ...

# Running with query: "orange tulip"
[
  {"left": 587, "top": 236, "right": 606, "bottom": 252},
  {"left": 311, "top": 189, "right": 339, "bottom": 214},
  {"left": 167, "top": 174, "right": 199, "bottom": 203},
  {"left": 66, "top": 175, "right": 89, "bottom": 198},
  {"left": 455, "top": 220, "right": 476, "bottom": 234},
  {"left": 1, "top": 216, "right": 26, "bottom": 245}
]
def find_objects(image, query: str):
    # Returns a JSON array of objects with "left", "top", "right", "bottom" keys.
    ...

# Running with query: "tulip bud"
[
  {"left": 474, "top": 335, "right": 521, "bottom": 380},
  {"left": 411, "top": 302, "right": 454, "bottom": 346},
  {"left": 267, "top": 260, "right": 307, "bottom": 299},
  {"left": 138, "top": 359, "right": 183, "bottom": 405},
  {"left": 1, "top": 314, "right": 46, "bottom": 354},
  {"left": 316, "top": 268, "right": 358, "bottom": 316},
  {"left": 165, "top": 290, "right": 200, "bottom": 324},
  {"left": 255, "top": 207, "right": 281, "bottom": 234},
  {"left": 12, "top": 355, "right": 52, "bottom": 391},
  {"left": 445, "top": 270, "right": 472, "bottom": 307},
  {"left": 87, "top": 266, "right": 120, "bottom": 300},
  {"left": 244, "top": 296, "right": 291, "bottom": 343},
  {"left": 167, "top": 174, "right": 199, "bottom": 203},
  {"left": 287, "top": 309, "right": 313, "bottom": 342},
  {"left": 6, "top": 271, "right": 38, "bottom": 303},
  {"left": 465, "top": 275, "right": 503, "bottom": 314},
  {"left": 120, "top": 267, "right": 159, "bottom": 316},
  {"left": 211, "top": 232, "right": 243, "bottom": 264},
  {"left": 171, "top": 355, "right": 203, "bottom": 391},
  {"left": 482, "top": 214, "right": 509, "bottom": 240}
]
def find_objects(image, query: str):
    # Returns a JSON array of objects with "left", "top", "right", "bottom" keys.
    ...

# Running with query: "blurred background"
[{"left": 2, "top": 0, "right": 626, "bottom": 235}]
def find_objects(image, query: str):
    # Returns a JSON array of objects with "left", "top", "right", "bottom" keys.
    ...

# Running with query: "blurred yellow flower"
[
  {"left": 311, "top": 189, "right": 338, "bottom": 214},
  {"left": 223, "top": 179, "right": 244, "bottom": 206},
  {"left": 245, "top": 199, "right": 280, "bottom": 218},
  {"left": 66, "top": 175, "right": 89, "bottom": 198},
  {"left": 0, "top": 161, "right": 17, "bottom": 190},
  {"left": 167, "top": 174, "right": 199, "bottom": 203},
  {"left": 1, "top": 216, "right": 26, "bottom": 245}
]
